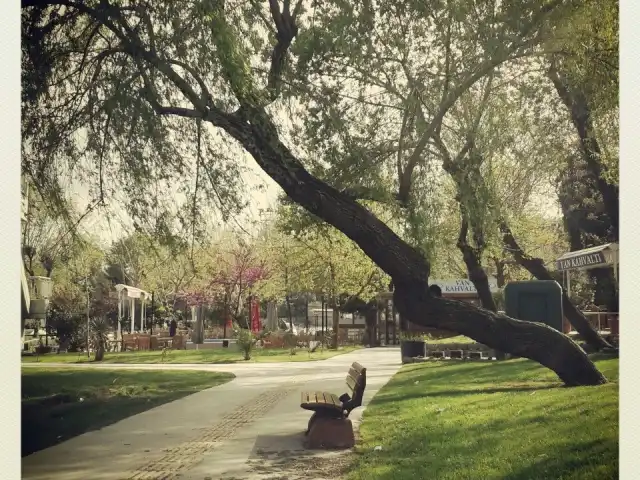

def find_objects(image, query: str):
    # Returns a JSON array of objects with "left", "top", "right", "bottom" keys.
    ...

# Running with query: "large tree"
[{"left": 21, "top": 0, "right": 609, "bottom": 385}]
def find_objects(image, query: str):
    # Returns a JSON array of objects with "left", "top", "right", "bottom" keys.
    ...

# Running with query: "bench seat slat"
[
  {"left": 346, "top": 375, "right": 358, "bottom": 392},
  {"left": 300, "top": 390, "right": 342, "bottom": 412},
  {"left": 300, "top": 361, "right": 367, "bottom": 416}
]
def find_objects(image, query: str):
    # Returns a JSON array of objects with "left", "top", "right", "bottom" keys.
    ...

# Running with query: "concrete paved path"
[{"left": 22, "top": 347, "right": 402, "bottom": 480}]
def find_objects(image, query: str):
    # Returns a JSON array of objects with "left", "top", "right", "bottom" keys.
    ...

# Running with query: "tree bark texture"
[{"left": 500, "top": 222, "right": 613, "bottom": 351}]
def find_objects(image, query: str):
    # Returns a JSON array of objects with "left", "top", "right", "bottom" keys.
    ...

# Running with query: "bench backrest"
[{"left": 345, "top": 362, "right": 366, "bottom": 410}]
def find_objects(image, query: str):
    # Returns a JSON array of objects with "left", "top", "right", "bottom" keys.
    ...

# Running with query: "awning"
[
  {"left": 554, "top": 243, "right": 619, "bottom": 272},
  {"left": 115, "top": 284, "right": 150, "bottom": 299}
]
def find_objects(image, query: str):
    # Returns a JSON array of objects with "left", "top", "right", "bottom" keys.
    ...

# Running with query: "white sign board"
[{"left": 430, "top": 278, "right": 499, "bottom": 295}]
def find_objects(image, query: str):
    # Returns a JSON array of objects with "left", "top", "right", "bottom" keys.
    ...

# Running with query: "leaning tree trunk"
[
  {"left": 500, "top": 222, "right": 613, "bottom": 351},
  {"left": 392, "top": 282, "right": 605, "bottom": 386},
  {"left": 210, "top": 108, "right": 607, "bottom": 386}
]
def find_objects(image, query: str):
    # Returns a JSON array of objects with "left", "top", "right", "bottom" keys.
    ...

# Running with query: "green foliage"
[
  {"left": 21, "top": 183, "right": 80, "bottom": 277},
  {"left": 255, "top": 211, "right": 390, "bottom": 307},
  {"left": 22, "top": 2, "right": 250, "bottom": 243},
  {"left": 400, "top": 331, "right": 426, "bottom": 342},
  {"left": 48, "top": 234, "right": 109, "bottom": 316},
  {"left": 89, "top": 317, "right": 110, "bottom": 361},
  {"left": 45, "top": 303, "right": 86, "bottom": 352},
  {"left": 20, "top": 0, "right": 616, "bottom": 326},
  {"left": 232, "top": 322, "right": 256, "bottom": 360}
]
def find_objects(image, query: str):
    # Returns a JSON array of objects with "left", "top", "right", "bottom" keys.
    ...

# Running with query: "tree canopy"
[{"left": 21, "top": 0, "right": 618, "bottom": 385}]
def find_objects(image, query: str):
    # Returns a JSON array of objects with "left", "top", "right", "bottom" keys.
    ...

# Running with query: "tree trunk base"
[{"left": 393, "top": 280, "right": 607, "bottom": 386}]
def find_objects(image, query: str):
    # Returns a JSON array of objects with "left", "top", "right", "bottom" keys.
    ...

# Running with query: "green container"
[{"left": 504, "top": 281, "right": 563, "bottom": 332}]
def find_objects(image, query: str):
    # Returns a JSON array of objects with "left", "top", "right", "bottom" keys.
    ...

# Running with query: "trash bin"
[
  {"left": 400, "top": 340, "right": 426, "bottom": 359},
  {"left": 222, "top": 340, "right": 229, "bottom": 348}
]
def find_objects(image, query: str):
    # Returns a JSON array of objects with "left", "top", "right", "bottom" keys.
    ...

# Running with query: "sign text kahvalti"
[{"left": 555, "top": 251, "right": 606, "bottom": 271}]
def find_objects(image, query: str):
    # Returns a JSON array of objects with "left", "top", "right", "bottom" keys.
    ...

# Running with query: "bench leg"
[
  {"left": 305, "top": 411, "right": 318, "bottom": 436},
  {"left": 305, "top": 416, "right": 355, "bottom": 449},
  {"left": 305, "top": 410, "right": 342, "bottom": 435}
]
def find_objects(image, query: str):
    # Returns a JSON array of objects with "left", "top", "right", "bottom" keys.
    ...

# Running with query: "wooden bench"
[{"left": 300, "top": 362, "right": 366, "bottom": 449}]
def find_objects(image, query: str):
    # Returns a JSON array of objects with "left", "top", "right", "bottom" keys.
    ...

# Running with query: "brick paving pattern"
[{"left": 126, "top": 384, "right": 299, "bottom": 480}]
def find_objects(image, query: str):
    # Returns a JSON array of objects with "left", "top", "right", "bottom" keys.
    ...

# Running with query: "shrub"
[
  {"left": 45, "top": 304, "right": 86, "bottom": 352},
  {"left": 264, "top": 331, "right": 286, "bottom": 348},
  {"left": 400, "top": 331, "right": 426, "bottom": 342},
  {"left": 35, "top": 343, "right": 52, "bottom": 355},
  {"left": 283, "top": 330, "right": 298, "bottom": 355},
  {"left": 232, "top": 323, "right": 256, "bottom": 360},
  {"left": 89, "top": 317, "right": 110, "bottom": 362}
]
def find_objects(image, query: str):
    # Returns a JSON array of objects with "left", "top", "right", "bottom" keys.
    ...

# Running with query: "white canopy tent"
[
  {"left": 114, "top": 284, "right": 150, "bottom": 338},
  {"left": 554, "top": 243, "right": 619, "bottom": 296}
]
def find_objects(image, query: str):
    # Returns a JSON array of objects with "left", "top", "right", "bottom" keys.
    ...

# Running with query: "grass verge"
[
  {"left": 21, "top": 345, "right": 361, "bottom": 365},
  {"left": 426, "top": 335, "right": 475, "bottom": 344},
  {"left": 22, "top": 368, "right": 234, "bottom": 456},
  {"left": 347, "top": 355, "right": 618, "bottom": 480}
]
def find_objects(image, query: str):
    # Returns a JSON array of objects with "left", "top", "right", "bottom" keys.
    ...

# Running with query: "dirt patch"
[{"left": 245, "top": 448, "right": 355, "bottom": 480}]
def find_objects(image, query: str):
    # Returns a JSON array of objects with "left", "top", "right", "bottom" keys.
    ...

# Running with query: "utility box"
[{"left": 504, "top": 281, "right": 563, "bottom": 332}]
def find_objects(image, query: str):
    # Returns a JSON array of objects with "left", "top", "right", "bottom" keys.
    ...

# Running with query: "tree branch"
[
  {"left": 397, "top": 0, "right": 566, "bottom": 204},
  {"left": 263, "top": 0, "right": 300, "bottom": 104}
]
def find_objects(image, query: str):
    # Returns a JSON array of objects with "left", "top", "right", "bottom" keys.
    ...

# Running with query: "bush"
[
  {"left": 89, "top": 317, "right": 110, "bottom": 361},
  {"left": 232, "top": 323, "right": 256, "bottom": 360},
  {"left": 35, "top": 344, "right": 52, "bottom": 355},
  {"left": 46, "top": 304, "right": 86, "bottom": 352},
  {"left": 400, "top": 331, "right": 426, "bottom": 342},
  {"left": 283, "top": 330, "right": 298, "bottom": 355},
  {"left": 264, "top": 331, "right": 286, "bottom": 348}
]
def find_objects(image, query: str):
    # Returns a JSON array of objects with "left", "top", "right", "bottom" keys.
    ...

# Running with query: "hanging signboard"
[
  {"left": 429, "top": 277, "right": 499, "bottom": 295},
  {"left": 555, "top": 251, "right": 607, "bottom": 271}
]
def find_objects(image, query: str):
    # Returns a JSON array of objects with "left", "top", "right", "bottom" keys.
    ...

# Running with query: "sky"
[{"left": 70, "top": 152, "right": 282, "bottom": 247}]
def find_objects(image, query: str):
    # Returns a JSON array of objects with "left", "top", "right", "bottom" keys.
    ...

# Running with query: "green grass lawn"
[
  {"left": 21, "top": 368, "right": 234, "bottom": 457},
  {"left": 347, "top": 354, "right": 618, "bottom": 480},
  {"left": 21, "top": 345, "right": 361, "bottom": 365}
]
